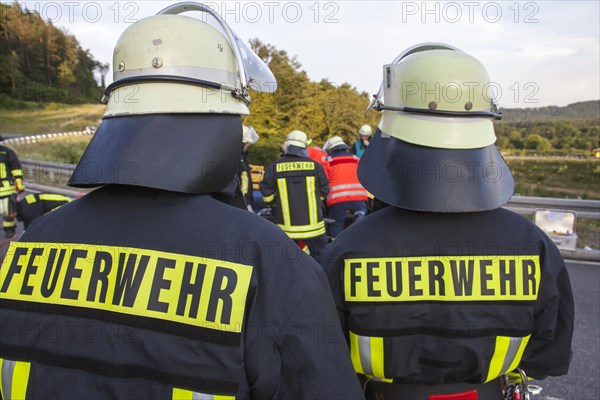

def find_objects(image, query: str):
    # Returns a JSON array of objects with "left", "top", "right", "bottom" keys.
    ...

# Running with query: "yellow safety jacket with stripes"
[
  {"left": 0, "top": 145, "right": 24, "bottom": 198},
  {"left": 0, "top": 184, "right": 363, "bottom": 399},
  {"left": 322, "top": 206, "right": 574, "bottom": 386},
  {"left": 260, "top": 154, "right": 330, "bottom": 240}
]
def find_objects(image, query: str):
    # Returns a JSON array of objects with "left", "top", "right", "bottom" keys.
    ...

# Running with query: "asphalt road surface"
[
  {"left": 1, "top": 222, "right": 598, "bottom": 399},
  {"left": 532, "top": 260, "right": 600, "bottom": 400}
]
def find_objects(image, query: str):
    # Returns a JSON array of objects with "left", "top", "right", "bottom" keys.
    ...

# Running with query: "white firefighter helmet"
[
  {"left": 358, "top": 125, "right": 373, "bottom": 137},
  {"left": 358, "top": 43, "right": 513, "bottom": 212},
  {"left": 242, "top": 125, "right": 259, "bottom": 144},
  {"left": 323, "top": 136, "right": 350, "bottom": 152},
  {"left": 70, "top": 2, "right": 277, "bottom": 194},
  {"left": 284, "top": 130, "right": 312, "bottom": 149}
]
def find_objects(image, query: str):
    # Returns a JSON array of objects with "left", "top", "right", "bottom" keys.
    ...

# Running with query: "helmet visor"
[{"left": 158, "top": 2, "right": 277, "bottom": 93}]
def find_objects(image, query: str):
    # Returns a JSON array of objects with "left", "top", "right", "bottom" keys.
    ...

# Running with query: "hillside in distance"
[{"left": 501, "top": 100, "right": 600, "bottom": 122}]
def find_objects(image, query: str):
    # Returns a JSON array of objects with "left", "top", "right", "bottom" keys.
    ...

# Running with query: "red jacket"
[{"left": 324, "top": 153, "right": 368, "bottom": 206}]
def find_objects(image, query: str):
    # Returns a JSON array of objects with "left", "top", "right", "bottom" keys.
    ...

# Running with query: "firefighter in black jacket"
[
  {"left": 0, "top": 5, "right": 363, "bottom": 399},
  {"left": 322, "top": 43, "right": 574, "bottom": 400},
  {"left": 16, "top": 192, "right": 72, "bottom": 229},
  {"left": 260, "top": 130, "right": 330, "bottom": 262},
  {"left": 0, "top": 138, "right": 25, "bottom": 238}
]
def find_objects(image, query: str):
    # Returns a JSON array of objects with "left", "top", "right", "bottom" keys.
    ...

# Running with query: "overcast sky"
[{"left": 6, "top": 0, "right": 600, "bottom": 108}]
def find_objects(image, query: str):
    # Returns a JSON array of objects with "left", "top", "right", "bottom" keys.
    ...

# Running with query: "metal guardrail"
[
  {"left": 2, "top": 130, "right": 94, "bottom": 146},
  {"left": 20, "top": 159, "right": 600, "bottom": 219}
]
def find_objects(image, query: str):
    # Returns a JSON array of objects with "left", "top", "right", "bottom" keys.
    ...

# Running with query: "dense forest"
[{"left": 0, "top": 2, "right": 106, "bottom": 105}]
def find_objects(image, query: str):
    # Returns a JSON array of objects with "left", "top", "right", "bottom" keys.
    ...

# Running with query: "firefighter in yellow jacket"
[
  {"left": 322, "top": 43, "right": 574, "bottom": 400},
  {"left": 0, "top": 4, "right": 363, "bottom": 399},
  {"left": 0, "top": 137, "right": 25, "bottom": 238}
]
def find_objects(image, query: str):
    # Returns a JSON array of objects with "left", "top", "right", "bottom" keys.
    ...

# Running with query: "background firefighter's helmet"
[
  {"left": 323, "top": 136, "right": 350, "bottom": 152},
  {"left": 358, "top": 125, "right": 372, "bottom": 137},
  {"left": 69, "top": 3, "right": 276, "bottom": 194},
  {"left": 242, "top": 126, "right": 259, "bottom": 144},
  {"left": 284, "top": 130, "right": 312, "bottom": 150},
  {"left": 358, "top": 43, "right": 514, "bottom": 212}
]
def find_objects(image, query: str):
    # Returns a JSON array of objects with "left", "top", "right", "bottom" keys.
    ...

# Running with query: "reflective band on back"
[
  {"left": 349, "top": 332, "right": 391, "bottom": 382},
  {"left": 172, "top": 387, "right": 235, "bottom": 400},
  {"left": 485, "top": 335, "right": 531, "bottom": 382},
  {"left": 330, "top": 184, "right": 364, "bottom": 191},
  {"left": 328, "top": 191, "right": 367, "bottom": 200},
  {"left": 1, "top": 358, "right": 31, "bottom": 400}
]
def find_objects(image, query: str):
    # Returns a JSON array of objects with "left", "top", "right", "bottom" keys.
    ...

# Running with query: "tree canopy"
[
  {"left": 0, "top": 1, "right": 106, "bottom": 106},
  {"left": 244, "top": 39, "right": 381, "bottom": 165}
]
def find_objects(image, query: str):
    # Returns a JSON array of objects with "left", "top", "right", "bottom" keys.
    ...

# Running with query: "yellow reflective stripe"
[
  {"left": 240, "top": 172, "right": 249, "bottom": 196},
  {"left": 25, "top": 194, "right": 37, "bottom": 204},
  {"left": 370, "top": 336, "right": 388, "bottom": 380},
  {"left": 1, "top": 358, "right": 31, "bottom": 400},
  {"left": 277, "top": 221, "right": 326, "bottom": 239},
  {"left": 349, "top": 331, "right": 365, "bottom": 374},
  {"left": 38, "top": 194, "right": 71, "bottom": 203},
  {"left": 262, "top": 193, "right": 275, "bottom": 203},
  {"left": 486, "top": 336, "right": 510, "bottom": 381},
  {"left": 172, "top": 387, "right": 193, "bottom": 400},
  {"left": 3, "top": 219, "right": 17, "bottom": 228},
  {"left": 280, "top": 225, "right": 326, "bottom": 240},
  {"left": 12, "top": 361, "right": 30, "bottom": 400},
  {"left": 305, "top": 176, "right": 318, "bottom": 225},
  {"left": 348, "top": 332, "right": 392, "bottom": 382},
  {"left": 486, "top": 335, "right": 530, "bottom": 382},
  {"left": 277, "top": 221, "right": 325, "bottom": 232},
  {"left": 277, "top": 178, "right": 291, "bottom": 226},
  {"left": 506, "top": 335, "right": 531, "bottom": 373},
  {"left": 0, "top": 164, "right": 6, "bottom": 179},
  {"left": 172, "top": 388, "right": 235, "bottom": 400},
  {"left": 11, "top": 169, "right": 23, "bottom": 178}
]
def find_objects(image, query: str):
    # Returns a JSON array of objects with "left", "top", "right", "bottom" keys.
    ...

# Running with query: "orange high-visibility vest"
[{"left": 324, "top": 154, "right": 367, "bottom": 206}]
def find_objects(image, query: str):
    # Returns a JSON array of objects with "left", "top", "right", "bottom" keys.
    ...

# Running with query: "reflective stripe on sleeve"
[
  {"left": 262, "top": 193, "right": 275, "bottom": 203},
  {"left": 485, "top": 335, "right": 531, "bottom": 382},
  {"left": 10, "top": 169, "right": 23, "bottom": 178},
  {"left": 1, "top": 358, "right": 31, "bottom": 400},
  {"left": 172, "top": 388, "right": 235, "bottom": 400},
  {"left": 38, "top": 194, "right": 72, "bottom": 203}
]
